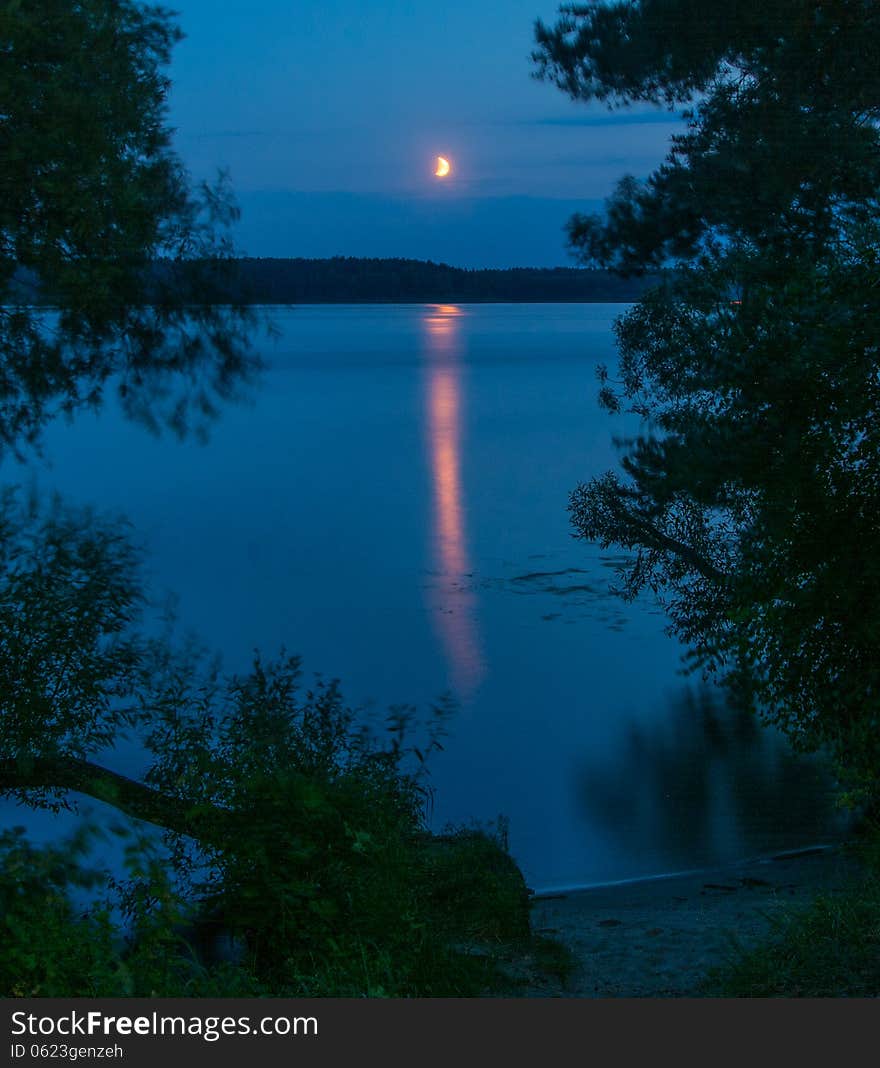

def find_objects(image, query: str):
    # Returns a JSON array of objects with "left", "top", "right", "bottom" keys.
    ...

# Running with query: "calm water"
[{"left": 25, "top": 304, "right": 844, "bottom": 890}]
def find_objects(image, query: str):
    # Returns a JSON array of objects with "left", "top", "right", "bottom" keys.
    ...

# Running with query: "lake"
[{"left": 24, "top": 303, "right": 845, "bottom": 890}]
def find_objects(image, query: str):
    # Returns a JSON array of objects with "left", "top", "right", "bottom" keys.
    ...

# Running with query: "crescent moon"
[{"left": 435, "top": 156, "right": 451, "bottom": 178}]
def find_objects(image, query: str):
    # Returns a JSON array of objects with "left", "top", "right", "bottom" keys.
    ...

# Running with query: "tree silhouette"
[
  {"left": 534, "top": 1, "right": 880, "bottom": 800},
  {"left": 1, "top": 0, "right": 260, "bottom": 453}
]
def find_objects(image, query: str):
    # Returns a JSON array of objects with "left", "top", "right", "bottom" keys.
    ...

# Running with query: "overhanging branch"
[
  {"left": 0, "top": 755, "right": 220, "bottom": 841},
  {"left": 571, "top": 477, "right": 728, "bottom": 585},
  {"left": 628, "top": 514, "right": 727, "bottom": 584}
]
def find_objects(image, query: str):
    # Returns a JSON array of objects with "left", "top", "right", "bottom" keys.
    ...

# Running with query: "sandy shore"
[{"left": 525, "top": 844, "right": 863, "bottom": 996}]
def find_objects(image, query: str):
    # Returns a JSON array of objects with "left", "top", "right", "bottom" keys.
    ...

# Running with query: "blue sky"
[{"left": 167, "top": 1, "right": 683, "bottom": 266}]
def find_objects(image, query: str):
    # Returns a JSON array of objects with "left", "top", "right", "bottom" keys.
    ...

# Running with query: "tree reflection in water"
[{"left": 576, "top": 687, "right": 849, "bottom": 873}]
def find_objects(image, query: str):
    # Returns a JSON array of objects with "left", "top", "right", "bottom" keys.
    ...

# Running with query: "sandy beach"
[{"left": 525, "top": 844, "right": 863, "bottom": 997}]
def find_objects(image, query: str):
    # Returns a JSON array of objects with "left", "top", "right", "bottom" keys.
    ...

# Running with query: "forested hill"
[{"left": 229, "top": 257, "right": 656, "bottom": 303}]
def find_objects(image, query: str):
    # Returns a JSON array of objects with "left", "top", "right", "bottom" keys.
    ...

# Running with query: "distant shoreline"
[
  {"left": 253, "top": 296, "right": 636, "bottom": 305},
  {"left": 11, "top": 257, "right": 659, "bottom": 306},
  {"left": 224, "top": 257, "right": 660, "bottom": 305}
]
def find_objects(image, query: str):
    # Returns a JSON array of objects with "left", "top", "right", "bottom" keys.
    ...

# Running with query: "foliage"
[
  {"left": 0, "top": 492, "right": 530, "bottom": 996},
  {"left": 142, "top": 663, "right": 527, "bottom": 995},
  {"left": 534, "top": 1, "right": 880, "bottom": 273},
  {"left": 533, "top": 2, "right": 880, "bottom": 799},
  {"left": 0, "top": 491, "right": 142, "bottom": 771},
  {"left": 0, "top": 827, "right": 121, "bottom": 997},
  {"left": 418, "top": 822, "right": 530, "bottom": 944},
  {"left": 0, "top": 0, "right": 260, "bottom": 453},
  {"left": 0, "top": 824, "right": 269, "bottom": 997}
]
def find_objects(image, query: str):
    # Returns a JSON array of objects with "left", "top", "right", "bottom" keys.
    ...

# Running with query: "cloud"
[
  {"left": 180, "top": 130, "right": 273, "bottom": 140},
  {"left": 512, "top": 111, "right": 687, "bottom": 128}
]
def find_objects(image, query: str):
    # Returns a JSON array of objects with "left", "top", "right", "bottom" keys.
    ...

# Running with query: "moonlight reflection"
[{"left": 422, "top": 305, "right": 485, "bottom": 698}]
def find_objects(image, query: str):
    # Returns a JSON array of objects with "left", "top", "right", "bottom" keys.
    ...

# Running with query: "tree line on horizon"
[
  {"left": 9, "top": 257, "right": 661, "bottom": 307},
  {"left": 223, "top": 257, "right": 657, "bottom": 304}
]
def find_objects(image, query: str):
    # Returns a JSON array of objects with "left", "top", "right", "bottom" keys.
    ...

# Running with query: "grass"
[{"left": 704, "top": 846, "right": 880, "bottom": 997}]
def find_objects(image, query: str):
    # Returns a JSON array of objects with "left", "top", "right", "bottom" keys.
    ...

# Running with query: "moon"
[{"left": 434, "top": 155, "right": 451, "bottom": 178}]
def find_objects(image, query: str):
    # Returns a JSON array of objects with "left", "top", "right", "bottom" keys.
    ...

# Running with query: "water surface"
[{"left": 28, "top": 304, "right": 844, "bottom": 889}]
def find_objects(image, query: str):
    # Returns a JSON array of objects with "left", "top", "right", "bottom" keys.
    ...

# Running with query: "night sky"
[{"left": 168, "top": 1, "right": 684, "bottom": 267}]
